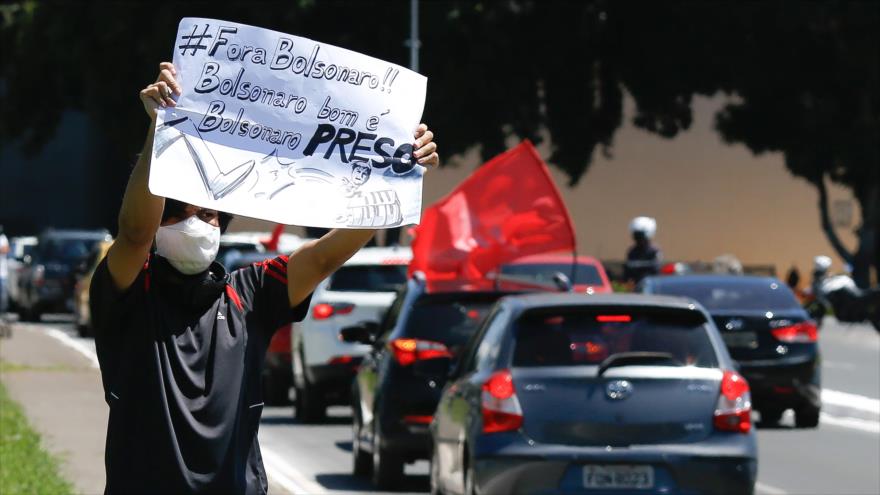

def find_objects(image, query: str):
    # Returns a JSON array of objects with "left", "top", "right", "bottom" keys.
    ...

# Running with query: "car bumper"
[
  {"left": 381, "top": 423, "right": 433, "bottom": 461},
  {"left": 738, "top": 355, "right": 821, "bottom": 409},
  {"left": 35, "top": 286, "right": 71, "bottom": 313},
  {"left": 472, "top": 433, "right": 757, "bottom": 495},
  {"left": 306, "top": 360, "right": 362, "bottom": 405}
]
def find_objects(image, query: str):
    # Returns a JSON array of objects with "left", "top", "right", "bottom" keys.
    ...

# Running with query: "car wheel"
[
  {"left": 294, "top": 378, "right": 326, "bottom": 423},
  {"left": 464, "top": 455, "right": 477, "bottom": 495},
  {"left": 18, "top": 306, "right": 34, "bottom": 322},
  {"left": 795, "top": 407, "right": 820, "bottom": 428},
  {"left": 759, "top": 408, "right": 784, "bottom": 426},
  {"left": 263, "top": 373, "right": 290, "bottom": 406},
  {"left": 352, "top": 409, "right": 372, "bottom": 477},
  {"left": 371, "top": 423, "right": 403, "bottom": 489}
]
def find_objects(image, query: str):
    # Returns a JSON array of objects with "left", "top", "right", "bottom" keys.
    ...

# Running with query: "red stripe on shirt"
[
  {"left": 268, "top": 258, "right": 287, "bottom": 273},
  {"left": 264, "top": 267, "right": 288, "bottom": 285},
  {"left": 226, "top": 285, "right": 244, "bottom": 311}
]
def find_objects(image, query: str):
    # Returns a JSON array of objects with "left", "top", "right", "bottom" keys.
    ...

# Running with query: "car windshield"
[
  {"left": 327, "top": 265, "right": 408, "bottom": 292},
  {"left": 40, "top": 238, "right": 102, "bottom": 262},
  {"left": 403, "top": 295, "right": 500, "bottom": 353},
  {"left": 655, "top": 279, "right": 800, "bottom": 311},
  {"left": 513, "top": 309, "right": 718, "bottom": 368},
  {"left": 501, "top": 262, "right": 604, "bottom": 286}
]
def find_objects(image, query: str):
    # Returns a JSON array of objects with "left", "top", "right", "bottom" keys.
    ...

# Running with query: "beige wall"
[{"left": 232, "top": 94, "right": 859, "bottom": 284}]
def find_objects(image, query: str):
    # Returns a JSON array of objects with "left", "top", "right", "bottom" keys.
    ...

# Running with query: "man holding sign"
[{"left": 89, "top": 56, "right": 436, "bottom": 493}]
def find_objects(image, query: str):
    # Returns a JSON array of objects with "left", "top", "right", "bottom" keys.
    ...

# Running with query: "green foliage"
[
  {"left": 0, "top": 381, "right": 75, "bottom": 495},
  {"left": 0, "top": 1, "right": 876, "bottom": 276}
]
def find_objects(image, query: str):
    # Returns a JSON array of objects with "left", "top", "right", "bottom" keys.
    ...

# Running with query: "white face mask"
[{"left": 155, "top": 215, "right": 220, "bottom": 275}]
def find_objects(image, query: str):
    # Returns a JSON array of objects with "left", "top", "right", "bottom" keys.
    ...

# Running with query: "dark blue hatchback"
[{"left": 430, "top": 293, "right": 757, "bottom": 495}]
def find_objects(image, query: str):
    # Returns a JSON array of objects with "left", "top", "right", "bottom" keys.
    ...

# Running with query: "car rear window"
[
  {"left": 40, "top": 238, "right": 102, "bottom": 262},
  {"left": 655, "top": 280, "right": 800, "bottom": 311},
  {"left": 327, "top": 265, "right": 408, "bottom": 292},
  {"left": 513, "top": 309, "right": 718, "bottom": 368},
  {"left": 402, "top": 295, "right": 501, "bottom": 352},
  {"left": 501, "top": 263, "right": 604, "bottom": 286}
]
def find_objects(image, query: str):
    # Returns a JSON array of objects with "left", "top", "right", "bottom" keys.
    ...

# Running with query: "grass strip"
[{"left": 0, "top": 381, "right": 74, "bottom": 495}]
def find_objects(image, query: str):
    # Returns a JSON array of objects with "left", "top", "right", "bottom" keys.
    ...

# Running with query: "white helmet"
[
  {"left": 629, "top": 216, "right": 657, "bottom": 239},
  {"left": 813, "top": 255, "right": 832, "bottom": 272}
]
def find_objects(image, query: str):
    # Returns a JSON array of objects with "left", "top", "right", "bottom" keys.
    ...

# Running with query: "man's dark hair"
[{"left": 161, "top": 198, "right": 233, "bottom": 233}]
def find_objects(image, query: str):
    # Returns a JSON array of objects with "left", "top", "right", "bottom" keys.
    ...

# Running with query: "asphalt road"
[{"left": 25, "top": 315, "right": 880, "bottom": 495}]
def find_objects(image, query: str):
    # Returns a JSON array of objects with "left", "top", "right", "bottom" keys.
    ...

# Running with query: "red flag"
[
  {"left": 261, "top": 224, "right": 284, "bottom": 251},
  {"left": 410, "top": 140, "right": 576, "bottom": 281}
]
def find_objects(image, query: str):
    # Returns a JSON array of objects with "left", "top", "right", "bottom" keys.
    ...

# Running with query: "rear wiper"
[{"left": 597, "top": 352, "right": 683, "bottom": 376}]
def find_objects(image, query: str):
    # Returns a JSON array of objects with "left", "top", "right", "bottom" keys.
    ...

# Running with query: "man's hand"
[
  {"left": 413, "top": 123, "right": 439, "bottom": 169},
  {"left": 139, "top": 62, "right": 182, "bottom": 120},
  {"left": 286, "top": 125, "right": 438, "bottom": 307}
]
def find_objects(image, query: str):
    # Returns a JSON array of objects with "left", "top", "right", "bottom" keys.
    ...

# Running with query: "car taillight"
[
  {"left": 268, "top": 324, "right": 291, "bottom": 354},
  {"left": 481, "top": 370, "right": 523, "bottom": 433},
  {"left": 388, "top": 338, "right": 451, "bottom": 366},
  {"left": 714, "top": 370, "right": 752, "bottom": 433},
  {"left": 312, "top": 302, "right": 355, "bottom": 320},
  {"left": 403, "top": 415, "right": 434, "bottom": 425},
  {"left": 328, "top": 355, "right": 354, "bottom": 365},
  {"left": 596, "top": 315, "right": 631, "bottom": 323},
  {"left": 771, "top": 321, "right": 818, "bottom": 343}
]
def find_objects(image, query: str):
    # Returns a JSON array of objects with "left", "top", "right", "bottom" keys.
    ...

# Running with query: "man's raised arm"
[
  {"left": 106, "top": 62, "right": 182, "bottom": 290},
  {"left": 286, "top": 124, "right": 438, "bottom": 307}
]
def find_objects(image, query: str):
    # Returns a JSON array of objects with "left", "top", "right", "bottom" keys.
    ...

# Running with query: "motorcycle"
[{"left": 806, "top": 273, "right": 880, "bottom": 332}]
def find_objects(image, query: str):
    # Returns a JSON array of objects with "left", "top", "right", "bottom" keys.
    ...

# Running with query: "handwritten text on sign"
[{"left": 148, "top": 18, "right": 427, "bottom": 228}]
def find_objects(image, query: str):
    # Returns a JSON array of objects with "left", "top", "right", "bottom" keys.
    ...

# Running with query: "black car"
[
  {"left": 17, "top": 229, "right": 111, "bottom": 321},
  {"left": 342, "top": 276, "right": 522, "bottom": 489},
  {"left": 430, "top": 293, "right": 757, "bottom": 495},
  {"left": 640, "top": 274, "right": 821, "bottom": 427}
]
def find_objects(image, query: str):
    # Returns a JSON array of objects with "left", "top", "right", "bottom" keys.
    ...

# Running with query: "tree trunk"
[
  {"left": 852, "top": 183, "right": 879, "bottom": 288},
  {"left": 816, "top": 175, "right": 855, "bottom": 266}
]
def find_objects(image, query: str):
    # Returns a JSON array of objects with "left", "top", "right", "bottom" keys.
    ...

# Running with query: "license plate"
[
  {"left": 583, "top": 465, "right": 654, "bottom": 489},
  {"left": 722, "top": 331, "right": 758, "bottom": 348}
]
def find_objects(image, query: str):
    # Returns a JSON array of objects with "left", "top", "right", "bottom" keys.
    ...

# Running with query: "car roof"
[
  {"left": 645, "top": 274, "right": 782, "bottom": 287},
  {"left": 343, "top": 246, "right": 412, "bottom": 266},
  {"left": 500, "top": 292, "right": 701, "bottom": 312},
  {"left": 504, "top": 253, "right": 602, "bottom": 265},
  {"left": 40, "top": 229, "right": 111, "bottom": 240}
]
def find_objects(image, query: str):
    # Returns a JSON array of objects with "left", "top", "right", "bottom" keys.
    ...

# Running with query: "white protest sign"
[{"left": 149, "top": 18, "right": 427, "bottom": 228}]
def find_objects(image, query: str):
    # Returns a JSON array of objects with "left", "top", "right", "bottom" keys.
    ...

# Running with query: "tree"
[{"left": 1, "top": 1, "right": 876, "bottom": 283}]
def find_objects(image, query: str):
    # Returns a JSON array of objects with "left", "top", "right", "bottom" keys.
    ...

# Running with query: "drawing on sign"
[
  {"left": 155, "top": 116, "right": 255, "bottom": 200},
  {"left": 334, "top": 161, "right": 402, "bottom": 227}
]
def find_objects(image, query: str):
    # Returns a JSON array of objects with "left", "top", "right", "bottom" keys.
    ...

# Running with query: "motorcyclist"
[{"left": 624, "top": 216, "right": 662, "bottom": 284}]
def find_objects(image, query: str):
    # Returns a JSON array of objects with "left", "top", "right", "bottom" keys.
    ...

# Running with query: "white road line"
[
  {"left": 820, "top": 413, "right": 880, "bottom": 434},
  {"left": 42, "top": 327, "right": 100, "bottom": 368},
  {"left": 822, "top": 389, "right": 880, "bottom": 415},
  {"left": 261, "top": 447, "right": 327, "bottom": 495},
  {"left": 755, "top": 481, "right": 787, "bottom": 495}
]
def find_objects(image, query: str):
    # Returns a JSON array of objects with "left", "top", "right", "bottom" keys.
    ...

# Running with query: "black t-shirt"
[{"left": 90, "top": 254, "right": 310, "bottom": 494}]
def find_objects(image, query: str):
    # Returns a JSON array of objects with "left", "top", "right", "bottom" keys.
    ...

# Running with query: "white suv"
[{"left": 292, "top": 246, "right": 411, "bottom": 421}]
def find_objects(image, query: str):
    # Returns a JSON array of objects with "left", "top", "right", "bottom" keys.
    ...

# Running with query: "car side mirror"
[{"left": 339, "top": 321, "right": 379, "bottom": 345}]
